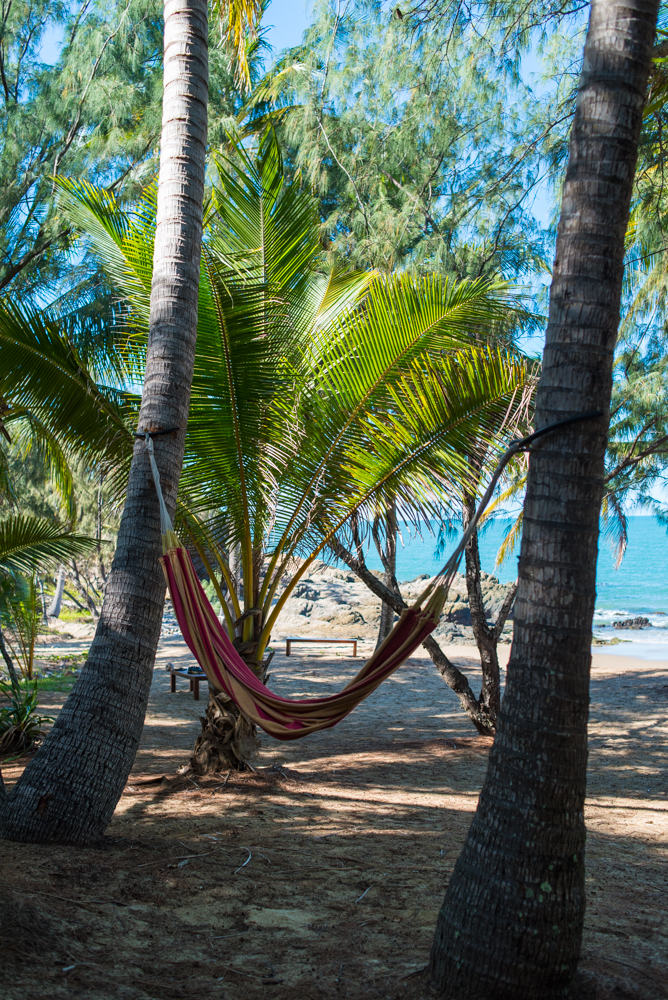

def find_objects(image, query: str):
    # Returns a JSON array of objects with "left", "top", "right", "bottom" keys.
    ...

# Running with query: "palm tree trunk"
[
  {"left": 0, "top": 0, "right": 208, "bottom": 844},
  {"left": 429, "top": 0, "right": 658, "bottom": 996},
  {"left": 47, "top": 566, "right": 65, "bottom": 618}
]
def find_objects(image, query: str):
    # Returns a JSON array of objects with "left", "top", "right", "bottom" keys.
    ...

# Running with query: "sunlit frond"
[{"left": 0, "top": 515, "right": 95, "bottom": 576}]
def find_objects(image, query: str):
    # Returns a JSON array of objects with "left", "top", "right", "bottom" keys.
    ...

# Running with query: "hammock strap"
[
  {"left": 415, "top": 409, "right": 604, "bottom": 607},
  {"left": 142, "top": 432, "right": 182, "bottom": 550}
]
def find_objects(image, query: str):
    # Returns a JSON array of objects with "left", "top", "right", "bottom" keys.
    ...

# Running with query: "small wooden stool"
[{"left": 169, "top": 667, "right": 207, "bottom": 700}]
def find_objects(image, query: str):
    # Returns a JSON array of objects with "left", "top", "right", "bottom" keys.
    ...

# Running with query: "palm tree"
[
  {"left": 0, "top": 0, "right": 261, "bottom": 844},
  {"left": 428, "top": 0, "right": 660, "bottom": 995},
  {"left": 59, "top": 132, "right": 534, "bottom": 770}
]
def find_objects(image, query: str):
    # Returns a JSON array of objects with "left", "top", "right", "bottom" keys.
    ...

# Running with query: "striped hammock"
[
  {"left": 144, "top": 412, "right": 533, "bottom": 741},
  {"left": 160, "top": 539, "right": 446, "bottom": 740}
]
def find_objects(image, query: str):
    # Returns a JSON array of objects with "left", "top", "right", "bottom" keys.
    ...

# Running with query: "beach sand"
[{"left": 1, "top": 604, "right": 666, "bottom": 999}]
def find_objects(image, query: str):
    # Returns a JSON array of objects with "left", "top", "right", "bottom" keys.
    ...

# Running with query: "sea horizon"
[{"left": 358, "top": 514, "right": 668, "bottom": 657}]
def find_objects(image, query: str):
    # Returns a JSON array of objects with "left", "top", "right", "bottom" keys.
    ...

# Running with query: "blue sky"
[
  {"left": 263, "top": 0, "right": 312, "bottom": 52},
  {"left": 39, "top": 0, "right": 313, "bottom": 65}
]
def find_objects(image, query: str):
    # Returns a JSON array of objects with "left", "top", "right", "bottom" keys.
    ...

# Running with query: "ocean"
[{"left": 361, "top": 515, "right": 668, "bottom": 659}]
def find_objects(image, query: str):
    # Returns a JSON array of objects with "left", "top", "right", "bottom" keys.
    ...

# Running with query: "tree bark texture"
[
  {"left": 373, "top": 502, "right": 400, "bottom": 649},
  {"left": 429, "top": 1, "right": 659, "bottom": 996},
  {"left": 0, "top": 0, "right": 208, "bottom": 844},
  {"left": 462, "top": 496, "right": 516, "bottom": 728}
]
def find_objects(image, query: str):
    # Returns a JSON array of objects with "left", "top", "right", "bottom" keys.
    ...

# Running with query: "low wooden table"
[
  {"left": 285, "top": 637, "right": 358, "bottom": 657},
  {"left": 169, "top": 667, "right": 208, "bottom": 700}
]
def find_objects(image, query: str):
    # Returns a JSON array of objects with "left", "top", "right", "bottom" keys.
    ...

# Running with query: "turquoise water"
[{"left": 361, "top": 516, "right": 668, "bottom": 643}]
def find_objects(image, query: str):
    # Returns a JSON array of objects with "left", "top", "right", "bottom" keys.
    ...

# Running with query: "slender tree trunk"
[
  {"left": 38, "top": 578, "right": 47, "bottom": 624},
  {"left": 47, "top": 566, "right": 65, "bottom": 618},
  {"left": 0, "top": 0, "right": 208, "bottom": 844},
  {"left": 429, "top": 1, "right": 658, "bottom": 995},
  {"left": 373, "top": 501, "right": 399, "bottom": 649},
  {"left": 462, "top": 496, "right": 501, "bottom": 725},
  {"left": 328, "top": 536, "right": 496, "bottom": 734},
  {"left": 0, "top": 626, "right": 19, "bottom": 688}
]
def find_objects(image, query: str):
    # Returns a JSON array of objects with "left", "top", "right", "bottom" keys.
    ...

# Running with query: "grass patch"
[
  {"left": 44, "top": 652, "right": 88, "bottom": 664},
  {"left": 34, "top": 674, "right": 78, "bottom": 692},
  {"left": 58, "top": 608, "right": 94, "bottom": 623}
]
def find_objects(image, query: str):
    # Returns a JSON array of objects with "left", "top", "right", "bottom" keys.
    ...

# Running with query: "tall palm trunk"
[
  {"left": 0, "top": 0, "right": 208, "bottom": 843},
  {"left": 429, "top": 1, "right": 658, "bottom": 996}
]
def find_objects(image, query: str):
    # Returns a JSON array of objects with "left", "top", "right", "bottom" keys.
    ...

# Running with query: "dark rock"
[
  {"left": 446, "top": 602, "right": 472, "bottom": 625},
  {"left": 612, "top": 617, "right": 651, "bottom": 630}
]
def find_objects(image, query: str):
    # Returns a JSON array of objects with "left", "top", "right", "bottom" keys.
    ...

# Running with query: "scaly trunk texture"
[
  {"left": 47, "top": 566, "right": 65, "bottom": 618},
  {"left": 189, "top": 667, "right": 263, "bottom": 775},
  {"left": 373, "top": 502, "right": 399, "bottom": 649},
  {"left": 429, "top": 1, "right": 659, "bottom": 997},
  {"left": 0, "top": 0, "right": 208, "bottom": 844}
]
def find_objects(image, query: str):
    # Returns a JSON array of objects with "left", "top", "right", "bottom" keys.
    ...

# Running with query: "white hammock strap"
[{"left": 143, "top": 432, "right": 174, "bottom": 536}]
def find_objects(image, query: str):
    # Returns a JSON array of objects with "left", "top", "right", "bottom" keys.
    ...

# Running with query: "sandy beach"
[{"left": 1, "top": 578, "right": 666, "bottom": 1000}]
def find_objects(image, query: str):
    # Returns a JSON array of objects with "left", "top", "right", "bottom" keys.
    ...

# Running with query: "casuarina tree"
[{"left": 428, "top": 0, "right": 660, "bottom": 997}]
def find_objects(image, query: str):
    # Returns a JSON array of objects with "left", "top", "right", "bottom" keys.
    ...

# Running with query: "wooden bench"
[
  {"left": 168, "top": 667, "right": 208, "bottom": 700},
  {"left": 285, "top": 637, "right": 358, "bottom": 657}
]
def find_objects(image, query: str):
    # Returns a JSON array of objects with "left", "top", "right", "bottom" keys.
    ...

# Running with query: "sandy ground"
[{"left": 0, "top": 620, "right": 666, "bottom": 1000}]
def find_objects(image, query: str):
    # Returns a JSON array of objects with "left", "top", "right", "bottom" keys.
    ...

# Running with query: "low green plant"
[
  {"left": 33, "top": 674, "right": 78, "bottom": 692},
  {"left": 57, "top": 607, "right": 93, "bottom": 623},
  {"left": 0, "top": 677, "right": 53, "bottom": 758},
  {"left": 0, "top": 575, "right": 45, "bottom": 679}
]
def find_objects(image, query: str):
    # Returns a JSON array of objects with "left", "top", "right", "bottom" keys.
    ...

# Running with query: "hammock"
[
  {"left": 144, "top": 414, "right": 585, "bottom": 740},
  {"left": 161, "top": 540, "right": 446, "bottom": 739}
]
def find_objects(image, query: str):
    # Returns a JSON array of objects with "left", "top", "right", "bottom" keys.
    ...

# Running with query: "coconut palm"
[
  {"left": 0, "top": 0, "right": 263, "bottom": 844},
  {"left": 57, "top": 131, "right": 534, "bottom": 769},
  {"left": 428, "top": 0, "right": 660, "bottom": 994}
]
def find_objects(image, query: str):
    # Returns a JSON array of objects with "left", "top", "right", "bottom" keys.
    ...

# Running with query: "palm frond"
[
  {"left": 0, "top": 298, "right": 134, "bottom": 479},
  {"left": 0, "top": 516, "right": 95, "bottom": 576}
]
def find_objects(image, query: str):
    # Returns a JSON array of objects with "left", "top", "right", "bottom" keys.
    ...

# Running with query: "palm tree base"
[{"left": 189, "top": 692, "right": 260, "bottom": 774}]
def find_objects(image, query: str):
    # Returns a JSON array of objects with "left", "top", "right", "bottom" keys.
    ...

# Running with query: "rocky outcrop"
[
  {"left": 269, "top": 563, "right": 516, "bottom": 647},
  {"left": 611, "top": 617, "right": 651, "bottom": 629}
]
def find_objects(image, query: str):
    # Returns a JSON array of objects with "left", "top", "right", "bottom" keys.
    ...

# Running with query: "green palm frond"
[
  {"left": 261, "top": 347, "right": 535, "bottom": 643},
  {"left": 57, "top": 179, "right": 155, "bottom": 328},
  {"left": 0, "top": 515, "right": 95, "bottom": 576},
  {"left": 4, "top": 407, "right": 76, "bottom": 521},
  {"left": 0, "top": 298, "right": 135, "bottom": 481}
]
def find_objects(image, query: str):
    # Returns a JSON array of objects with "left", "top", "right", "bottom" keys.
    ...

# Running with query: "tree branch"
[
  {"left": 327, "top": 535, "right": 495, "bottom": 734},
  {"left": 491, "top": 580, "right": 517, "bottom": 644},
  {"left": 605, "top": 432, "right": 668, "bottom": 483},
  {"left": 0, "top": 228, "right": 71, "bottom": 292}
]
